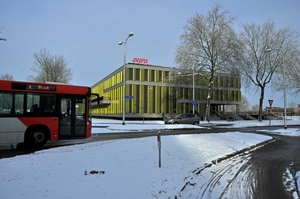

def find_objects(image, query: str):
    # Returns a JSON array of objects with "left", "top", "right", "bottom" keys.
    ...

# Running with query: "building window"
[
  {"left": 129, "top": 85, "right": 132, "bottom": 113},
  {"left": 144, "top": 85, "right": 148, "bottom": 113},
  {"left": 166, "top": 88, "right": 169, "bottom": 113},
  {"left": 136, "top": 69, "right": 140, "bottom": 81},
  {"left": 129, "top": 68, "right": 133, "bottom": 80},
  {"left": 150, "top": 70, "right": 155, "bottom": 82},
  {"left": 165, "top": 71, "right": 169, "bottom": 82},
  {"left": 152, "top": 86, "right": 155, "bottom": 113},
  {"left": 144, "top": 69, "right": 148, "bottom": 81},
  {"left": 136, "top": 85, "right": 140, "bottom": 113},
  {"left": 159, "top": 71, "right": 162, "bottom": 82},
  {"left": 184, "top": 88, "right": 188, "bottom": 99}
]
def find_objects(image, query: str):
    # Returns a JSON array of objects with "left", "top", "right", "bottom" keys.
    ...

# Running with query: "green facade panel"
[{"left": 91, "top": 63, "right": 242, "bottom": 118}]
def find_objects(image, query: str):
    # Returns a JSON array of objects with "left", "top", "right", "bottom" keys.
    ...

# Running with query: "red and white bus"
[{"left": 0, "top": 80, "right": 99, "bottom": 147}]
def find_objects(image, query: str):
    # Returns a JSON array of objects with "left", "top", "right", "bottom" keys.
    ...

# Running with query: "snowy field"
[{"left": 1, "top": 118, "right": 300, "bottom": 198}]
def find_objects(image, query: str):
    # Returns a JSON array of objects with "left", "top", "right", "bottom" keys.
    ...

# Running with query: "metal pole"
[
  {"left": 282, "top": 56, "right": 287, "bottom": 129},
  {"left": 122, "top": 43, "right": 126, "bottom": 125},
  {"left": 193, "top": 67, "right": 195, "bottom": 114},
  {"left": 119, "top": 33, "right": 134, "bottom": 125},
  {"left": 269, "top": 106, "right": 271, "bottom": 127}
]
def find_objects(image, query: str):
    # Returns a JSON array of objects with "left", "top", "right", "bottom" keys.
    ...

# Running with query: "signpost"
[
  {"left": 192, "top": 100, "right": 197, "bottom": 114},
  {"left": 268, "top": 100, "right": 273, "bottom": 127}
]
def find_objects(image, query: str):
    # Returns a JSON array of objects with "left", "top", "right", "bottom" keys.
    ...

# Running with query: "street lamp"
[
  {"left": 265, "top": 48, "right": 287, "bottom": 129},
  {"left": 192, "top": 67, "right": 195, "bottom": 114},
  {"left": 118, "top": 32, "right": 134, "bottom": 125}
]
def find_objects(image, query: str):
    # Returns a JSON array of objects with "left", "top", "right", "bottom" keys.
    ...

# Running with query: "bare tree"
[
  {"left": 240, "top": 95, "right": 250, "bottom": 112},
  {"left": 273, "top": 47, "right": 300, "bottom": 95},
  {"left": 28, "top": 48, "right": 73, "bottom": 83},
  {"left": 0, "top": 74, "right": 13, "bottom": 80},
  {"left": 225, "top": 95, "right": 250, "bottom": 112},
  {"left": 174, "top": 4, "right": 239, "bottom": 122},
  {"left": 232, "top": 19, "right": 299, "bottom": 121},
  {"left": 251, "top": 104, "right": 259, "bottom": 111},
  {"left": 288, "top": 102, "right": 298, "bottom": 109},
  {"left": 0, "top": 26, "right": 7, "bottom": 50}
]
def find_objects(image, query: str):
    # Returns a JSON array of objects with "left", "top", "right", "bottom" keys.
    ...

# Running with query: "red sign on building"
[{"left": 132, "top": 57, "right": 148, "bottom": 64}]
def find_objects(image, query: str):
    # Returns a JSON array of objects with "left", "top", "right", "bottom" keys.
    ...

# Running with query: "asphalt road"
[
  {"left": 244, "top": 135, "right": 300, "bottom": 199},
  {"left": 0, "top": 125, "right": 297, "bottom": 159},
  {"left": 177, "top": 133, "right": 300, "bottom": 199}
]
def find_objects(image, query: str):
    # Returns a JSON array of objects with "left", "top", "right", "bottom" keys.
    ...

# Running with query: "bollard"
[{"left": 157, "top": 131, "right": 161, "bottom": 167}]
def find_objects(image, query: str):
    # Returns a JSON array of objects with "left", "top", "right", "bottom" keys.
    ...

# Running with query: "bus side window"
[
  {"left": 30, "top": 104, "right": 38, "bottom": 112},
  {"left": 34, "top": 108, "right": 44, "bottom": 115},
  {"left": 0, "top": 92, "right": 24, "bottom": 115}
]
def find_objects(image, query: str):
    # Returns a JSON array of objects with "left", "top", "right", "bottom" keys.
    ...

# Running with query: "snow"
[{"left": 1, "top": 118, "right": 300, "bottom": 198}]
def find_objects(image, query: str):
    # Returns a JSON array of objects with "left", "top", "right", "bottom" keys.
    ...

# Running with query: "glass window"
[
  {"left": 129, "top": 68, "right": 133, "bottom": 80},
  {"left": 159, "top": 71, "right": 162, "bottom": 82},
  {"left": 76, "top": 97, "right": 86, "bottom": 119},
  {"left": 136, "top": 69, "right": 140, "bottom": 81},
  {"left": 0, "top": 92, "right": 13, "bottom": 114},
  {"left": 15, "top": 93, "right": 24, "bottom": 114},
  {"left": 150, "top": 70, "right": 155, "bottom": 82},
  {"left": 144, "top": 69, "right": 148, "bottom": 81},
  {"left": 0, "top": 92, "right": 24, "bottom": 115},
  {"left": 165, "top": 71, "right": 170, "bottom": 80},
  {"left": 144, "top": 85, "right": 148, "bottom": 113},
  {"left": 27, "top": 93, "right": 56, "bottom": 114}
]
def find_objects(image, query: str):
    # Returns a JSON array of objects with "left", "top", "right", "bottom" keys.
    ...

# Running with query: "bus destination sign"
[
  {"left": 11, "top": 82, "right": 56, "bottom": 91},
  {"left": 27, "top": 84, "right": 56, "bottom": 91}
]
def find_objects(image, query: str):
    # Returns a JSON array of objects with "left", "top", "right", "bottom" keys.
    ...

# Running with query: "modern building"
[{"left": 91, "top": 63, "right": 241, "bottom": 120}]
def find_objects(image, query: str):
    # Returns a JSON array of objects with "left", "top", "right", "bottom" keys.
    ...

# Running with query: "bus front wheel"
[{"left": 26, "top": 127, "right": 48, "bottom": 148}]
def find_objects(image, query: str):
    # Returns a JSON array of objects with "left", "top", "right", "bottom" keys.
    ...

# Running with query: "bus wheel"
[{"left": 26, "top": 127, "right": 48, "bottom": 147}]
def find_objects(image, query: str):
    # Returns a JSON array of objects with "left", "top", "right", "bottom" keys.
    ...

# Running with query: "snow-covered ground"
[{"left": 1, "top": 118, "right": 300, "bottom": 199}]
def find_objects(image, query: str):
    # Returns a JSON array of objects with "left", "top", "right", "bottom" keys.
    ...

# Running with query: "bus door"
[{"left": 59, "top": 95, "right": 86, "bottom": 138}]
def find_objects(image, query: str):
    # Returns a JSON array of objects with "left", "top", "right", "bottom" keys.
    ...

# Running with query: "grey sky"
[{"left": 0, "top": 0, "right": 299, "bottom": 107}]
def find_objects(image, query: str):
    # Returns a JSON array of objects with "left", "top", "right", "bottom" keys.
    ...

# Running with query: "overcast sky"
[{"left": 0, "top": 0, "right": 299, "bottom": 107}]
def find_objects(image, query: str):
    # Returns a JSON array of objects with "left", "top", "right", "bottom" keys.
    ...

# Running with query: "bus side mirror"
[
  {"left": 98, "top": 96, "right": 103, "bottom": 107},
  {"left": 91, "top": 93, "right": 101, "bottom": 108}
]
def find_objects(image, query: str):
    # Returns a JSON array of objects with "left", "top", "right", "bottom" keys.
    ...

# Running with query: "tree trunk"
[
  {"left": 258, "top": 86, "right": 265, "bottom": 122},
  {"left": 206, "top": 85, "right": 212, "bottom": 122}
]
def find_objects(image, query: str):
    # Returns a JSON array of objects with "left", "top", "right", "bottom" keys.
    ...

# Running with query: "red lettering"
[{"left": 132, "top": 57, "right": 149, "bottom": 64}]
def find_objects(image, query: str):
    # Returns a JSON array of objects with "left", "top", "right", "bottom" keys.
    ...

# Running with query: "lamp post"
[
  {"left": 265, "top": 48, "right": 287, "bottom": 129},
  {"left": 118, "top": 32, "right": 134, "bottom": 125},
  {"left": 192, "top": 67, "right": 195, "bottom": 114}
]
